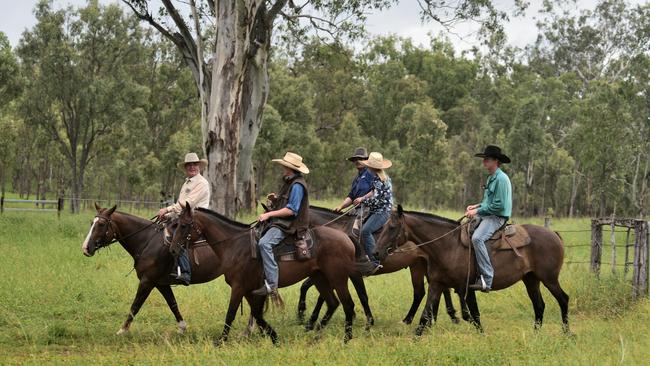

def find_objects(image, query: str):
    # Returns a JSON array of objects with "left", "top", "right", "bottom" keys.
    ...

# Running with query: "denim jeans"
[
  {"left": 177, "top": 247, "right": 191, "bottom": 277},
  {"left": 361, "top": 211, "right": 390, "bottom": 265},
  {"left": 471, "top": 215, "right": 506, "bottom": 289},
  {"left": 258, "top": 227, "right": 286, "bottom": 289}
]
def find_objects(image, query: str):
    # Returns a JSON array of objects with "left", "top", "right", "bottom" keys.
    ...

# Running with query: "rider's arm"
[{"left": 165, "top": 179, "right": 210, "bottom": 215}]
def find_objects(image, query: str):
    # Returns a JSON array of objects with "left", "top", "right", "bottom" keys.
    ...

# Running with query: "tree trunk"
[{"left": 204, "top": 2, "right": 268, "bottom": 217}]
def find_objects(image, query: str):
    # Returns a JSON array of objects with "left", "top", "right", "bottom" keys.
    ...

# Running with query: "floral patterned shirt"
[{"left": 363, "top": 176, "right": 393, "bottom": 213}]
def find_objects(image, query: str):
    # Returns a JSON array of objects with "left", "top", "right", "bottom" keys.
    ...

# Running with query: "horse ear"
[
  {"left": 397, "top": 204, "right": 404, "bottom": 217},
  {"left": 94, "top": 202, "right": 101, "bottom": 212},
  {"left": 106, "top": 205, "right": 117, "bottom": 216},
  {"left": 183, "top": 201, "right": 192, "bottom": 215}
]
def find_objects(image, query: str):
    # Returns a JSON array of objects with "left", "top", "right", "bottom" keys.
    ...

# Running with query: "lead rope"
[{"left": 320, "top": 203, "right": 360, "bottom": 227}]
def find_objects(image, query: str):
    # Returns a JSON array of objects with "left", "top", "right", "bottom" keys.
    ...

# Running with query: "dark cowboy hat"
[
  {"left": 347, "top": 147, "right": 369, "bottom": 162},
  {"left": 474, "top": 145, "right": 511, "bottom": 164}
]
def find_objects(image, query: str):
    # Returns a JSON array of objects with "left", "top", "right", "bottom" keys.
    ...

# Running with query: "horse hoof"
[
  {"left": 305, "top": 323, "right": 315, "bottom": 332},
  {"left": 414, "top": 326, "right": 424, "bottom": 337},
  {"left": 213, "top": 337, "right": 226, "bottom": 347},
  {"left": 175, "top": 321, "right": 186, "bottom": 334},
  {"left": 402, "top": 318, "right": 413, "bottom": 325},
  {"left": 451, "top": 317, "right": 460, "bottom": 325},
  {"left": 116, "top": 328, "right": 128, "bottom": 336}
]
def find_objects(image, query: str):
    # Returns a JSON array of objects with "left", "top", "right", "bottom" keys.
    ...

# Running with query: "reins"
[
  {"left": 391, "top": 216, "right": 469, "bottom": 254},
  {"left": 96, "top": 214, "right": 158, "bottom": 246}
]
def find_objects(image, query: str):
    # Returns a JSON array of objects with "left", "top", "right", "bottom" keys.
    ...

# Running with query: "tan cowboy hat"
[
  {"left": 177, "top": 152, "right": 208, "bottom": 171},
  {"left": 360, "top": 152, "right": 392, "bottom": 169},
  {"left": 271, "top": 152, "right": 310, "bottom": 174}
]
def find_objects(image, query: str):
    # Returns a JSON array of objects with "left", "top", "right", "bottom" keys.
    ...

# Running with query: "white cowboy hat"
[
  {"left": 177, "top": 152, "right": 208, "bottom": 171},
  {"left": 271, "top": 152, "right": 310, "bottom": 174},
  {"left": 360, "top": 152, "right": 392, "bottom": 170}
]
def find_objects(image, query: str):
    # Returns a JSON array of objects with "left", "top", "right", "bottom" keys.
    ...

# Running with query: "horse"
[
  {"left": 301, "top": 206, "right": 468, "bottom": 325},
  {"left": 171, "top": 203, "right": 358, "bottom": 344},
  {"left": 374, "top": 205, "right": 570, "bottom": 336},
  {"left": 81, "top": 204, "right": 223, "bottom": 335}
]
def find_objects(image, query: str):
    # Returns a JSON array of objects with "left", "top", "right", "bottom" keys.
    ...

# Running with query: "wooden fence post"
[
  {"left": 544, "top": 217, "right": 551, "bottom": 228},
  {"left": 591, "top": 219, "right": 603, "bottom": 276},
  {"left": 0, "top": 195, "right": 3, "bottom": 214},
  {"left": 57, "top": 197, "right": 63, "bottom": 218},
  {"left": 632, "top": 220, "right": 649, "bottom": 299}
]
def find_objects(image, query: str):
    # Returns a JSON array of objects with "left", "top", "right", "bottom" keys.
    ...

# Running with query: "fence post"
[
  {"left": 544, "top": 217, "right": 551, "bottom": 228},
  {"left": 0, "top": 195, "right": 3, "bottom": 214},
  {"left": 632, "top": 220, "right": 649, "bottom": 299},
  {"left": 610, "top": 220, "right": 617, "bottom": 275},
  {"left": 57, "top": 197, "right": 63, "bottom": 218},
  {"left": 591, "top": 219, "right": 603, "bottom": 276}
]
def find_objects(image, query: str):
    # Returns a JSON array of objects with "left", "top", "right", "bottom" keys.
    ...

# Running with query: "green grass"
[{"left": 1, "top": 201, "right": 648, "bottom": 365}]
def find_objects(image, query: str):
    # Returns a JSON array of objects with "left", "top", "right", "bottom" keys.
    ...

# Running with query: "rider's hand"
[
  {"left": 466, "top": 204, "right": 478, "bottom": 211},
  {"left": 333, "top": 206, "right": 342, "bottom": 212},
  {"left": 465, "top": 208, "right": 478, "bottom": 218},
  {"left": 353, "top": 197, "right": 364, "bottom": 206},
  {"left": 157, "top": 208, "right": 168, "bottom": 220},
  {"left": 258, "top": 212, "right": 272, "bottom": 222},
  {"left": 267, "top": 193, "right": 277, "bottom": 201}
]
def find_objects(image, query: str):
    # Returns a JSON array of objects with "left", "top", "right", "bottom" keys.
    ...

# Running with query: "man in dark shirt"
[{"left": 334, "top": 147, "right": 374, "bottom": 212}]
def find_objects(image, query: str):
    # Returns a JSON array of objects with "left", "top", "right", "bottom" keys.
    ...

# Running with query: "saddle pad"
[
  {"left": 251, "top": 229, "right": 316, "bottom": 262},
  {"left": 460, "top": 224, "right": 531, "bottom": 251}
]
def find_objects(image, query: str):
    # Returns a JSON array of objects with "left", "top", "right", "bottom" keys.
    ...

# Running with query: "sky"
[{"left": 0, "top": 0, "right": 644, "bottom": 52}]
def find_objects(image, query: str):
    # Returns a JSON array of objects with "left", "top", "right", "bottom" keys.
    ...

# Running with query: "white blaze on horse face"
[{"left": 82, "top": 217, "right": 99, "bottom": 256}]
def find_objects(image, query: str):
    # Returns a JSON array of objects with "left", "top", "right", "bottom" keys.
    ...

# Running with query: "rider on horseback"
[
  {"left": 333, "top": 147, "right": 374, "bottom": 213},
  {"left": 464, "top": 145, "right": 512, "bottom": 293},
  {"left": 253, "top": 152, "right": 310, "bottom": 296},
  {"left": 157, "top": 152, "right": 210, "bottom": 285}
]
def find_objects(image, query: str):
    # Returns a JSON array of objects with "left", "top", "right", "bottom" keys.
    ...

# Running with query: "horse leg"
[
  {"left": 522, "top": 272, "right": 545, "bottom": 329},
  {"left": 297, "top": 278, "right": 314, "bottom": 324},
  {"left": 403, "top": 265, "right": 426, "bottom": 325},
  {"left": 541, "top": 278, "right": 571, "bottom": 334},
  {"left": 414, "top": 283, "right": 443, "bottom": 337},
  {"left": 305, "top": 295, "right": 326, "bottom": 331},
  {"left": 156, "top": 285, "right": 187, "bottom": 334},
  {"left": 247, "top": 294, "right": 279, "bottom": 345},
  {"left": 117, "top": 281, "right": 154, "bottom": 335},
  {"left": 465, "top": 290, "right": 483, "bottom": 332},
  {"left": 310, "top": 274, "right": 340, "bottom": 330},
  {"left": 442, "top": 288, "right": 460, "bottom": 324},
  {"left": 350, "top": 275, "right": 374, "bottom": 330},
  {"left": 214, "top": 287, "right": 244, "bottom": 346},
  {"left": 332, "top": 281, "right": 356, "bottom": 343}
]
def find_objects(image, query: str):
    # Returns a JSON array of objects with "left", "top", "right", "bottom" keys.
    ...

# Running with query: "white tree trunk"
[{"left": 205, "top": 1, "right": 268, "bottom": 216}]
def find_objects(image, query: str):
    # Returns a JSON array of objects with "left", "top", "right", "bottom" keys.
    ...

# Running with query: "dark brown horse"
[
  {"left": 171, "top": 204, "right": 358, "bottom": 344},
  {"left": 81, "top": 204, "right": 222, "bottom": 335},
  {"left": 301, "top": 206, "right": 468, "bottom": 325},
  {"left": 375, "top": 206, "right": 570, "bottom": 336}
]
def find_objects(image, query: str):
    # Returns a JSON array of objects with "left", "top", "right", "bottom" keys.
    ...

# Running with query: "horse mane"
[
  {"left": 403, "top": 210, "right": 460, "bottom": 226},
  {"left": 309, "top": 205, "right": 338, "bottom": 216},
  {"left": 195, "top": 207, "right": 251, "bottom": 229}
]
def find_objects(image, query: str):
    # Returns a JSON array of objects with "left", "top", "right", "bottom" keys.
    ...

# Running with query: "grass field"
[{"left": 1, "top": 201, "right": 649, "bottom": 365}]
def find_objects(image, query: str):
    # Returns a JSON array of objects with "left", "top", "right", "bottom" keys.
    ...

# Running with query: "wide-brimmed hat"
[
  {"left": 177, "top": 152, "right": 208, "bottom": 171},
  {"left": 360, "top": 152, "right": 392, "bottom": 170},
  {"left": 272, "top": 152, "right": 310, "bottom": 174},
  {"left": 347, "top": 147, "right": 369, "bottom": 162},
  {"left": 474, "top": 145, "right": 511, "bottom": 164}
]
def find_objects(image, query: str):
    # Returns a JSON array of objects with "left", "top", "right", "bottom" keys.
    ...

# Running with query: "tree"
[
  {"left": 17, "top": 1, "right": 146, "bottom": 212},
  {"left": 122, "top": 0, "right": 521, "bottom": 217}
]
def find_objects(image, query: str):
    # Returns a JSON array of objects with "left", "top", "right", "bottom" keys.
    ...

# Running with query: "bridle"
[
  {"left": 91, "top": 214, "right": 157, "bottom": 251},
  {"left": 382, "top": 215, "right": 469, "bottom": 256}
]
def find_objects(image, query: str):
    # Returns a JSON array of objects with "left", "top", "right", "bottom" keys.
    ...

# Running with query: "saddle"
[
  {"left": 251, "top": 228, "right": 316, "bottom": 262},
  {"left": 163, "top": 220, "right": 209, "bottom": 266},
  {"left": 460, "top": 220, "right": 531, "bottom": 256}
]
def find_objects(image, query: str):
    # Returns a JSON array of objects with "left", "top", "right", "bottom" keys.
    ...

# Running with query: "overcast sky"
[{"left": 1, "top": 0, "right": 644, "bottom": 51}]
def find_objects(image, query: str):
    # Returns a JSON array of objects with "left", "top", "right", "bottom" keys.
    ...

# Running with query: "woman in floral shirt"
[{"left": 353, "top": 152, "right": 394, "bottom": 274}]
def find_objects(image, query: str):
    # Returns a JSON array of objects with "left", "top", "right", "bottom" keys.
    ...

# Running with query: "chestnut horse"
[
  {"left": 81, "top": 204, "right": 223, "bottom": 335},
  {"left": 301, "top": 206, "right": 468, "bottom": 325},
  {"left": 375, "top": 206, "right": 570, "bottom": 336},
  {"left": 171, "top": 204, "right": 358, "bottom": 344}
]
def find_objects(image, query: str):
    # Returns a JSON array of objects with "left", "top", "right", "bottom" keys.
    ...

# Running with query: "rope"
[
  {"left": 392, "top": 221, "right": 469, "bottom": 253},
  {"left": 320, "top": 204, "right": 360, "bottom": 227}
]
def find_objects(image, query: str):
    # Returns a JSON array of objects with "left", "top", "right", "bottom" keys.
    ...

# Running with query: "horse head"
[
  {"left": 82, "top": 203, "right": 117, "bottom": 257},
  {"left": 170, "top": 201, "right": 202, "bottom": 251},
  {"left": 375, "top": 204, "right": 409, "bottom": 261}
]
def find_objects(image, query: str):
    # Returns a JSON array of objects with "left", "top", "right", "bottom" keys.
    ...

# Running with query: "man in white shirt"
[{"left": 158, "top": 152, "right": 210, "bottom": 285}]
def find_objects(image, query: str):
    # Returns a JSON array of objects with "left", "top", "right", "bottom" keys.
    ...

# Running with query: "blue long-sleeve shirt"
[
  {"left": 285, "top": 183, "right": 305, "bottom": 217},
  {"left": 348, "top": 168, "right": 374, "bottom": 199}
]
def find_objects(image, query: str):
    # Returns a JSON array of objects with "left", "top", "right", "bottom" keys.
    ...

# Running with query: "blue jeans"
[
  {"left": 471, "top": 215, "right": 506, "bottom": 289},
  {"left": 178, "top": 247, "right": 191, "bottom": 277},
  {"left": 258, "top": 227, "right": 286, "bottom": 289},
  {"left": 361, "top": 211, "right": 390, "bottom": 265}
]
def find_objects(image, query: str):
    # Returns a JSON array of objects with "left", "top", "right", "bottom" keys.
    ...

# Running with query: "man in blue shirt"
[
  {"left": 253, "top": 152, "right": 310, "bottom": 296},
  {"left": 334, "top": 147, "right": 374, "bottom": 212},
  {"left": 464, "top": 145, "right": 512, "bottom": 293}
]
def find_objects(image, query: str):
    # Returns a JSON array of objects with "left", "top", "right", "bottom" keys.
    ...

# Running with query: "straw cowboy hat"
[
  {"left": 474, "top": 145, "right": 511, "bottom": 164},
  {"left": 347, "top": 147, "right": 369, "bottom": 162},
  {"left": 360, "top": 152, "right": 392, "bottom": 169},
  {"left": 272, "top": 152, "right": 310, "bottom": 174},
  {"left": 177, "top": 152, "right": 208, "bottom": 171}
]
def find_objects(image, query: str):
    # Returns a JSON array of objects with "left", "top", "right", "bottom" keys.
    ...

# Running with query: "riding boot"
[{"left": 169, "top": 247, "right": 191, "bottom": 286}]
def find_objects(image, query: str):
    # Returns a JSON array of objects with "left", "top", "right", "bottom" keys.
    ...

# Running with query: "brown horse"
[
  {"left": 171, "top": 203, "right": 358, "bottom": 344},
  {"left": 375, "top": 205, "right": 570, "bottom": 336},
  {"left": 81, "top": 204, "right": 222, "bottom": 335},
  {"left": 301, "top": 206, "right": 468, "bottom": 325}
]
